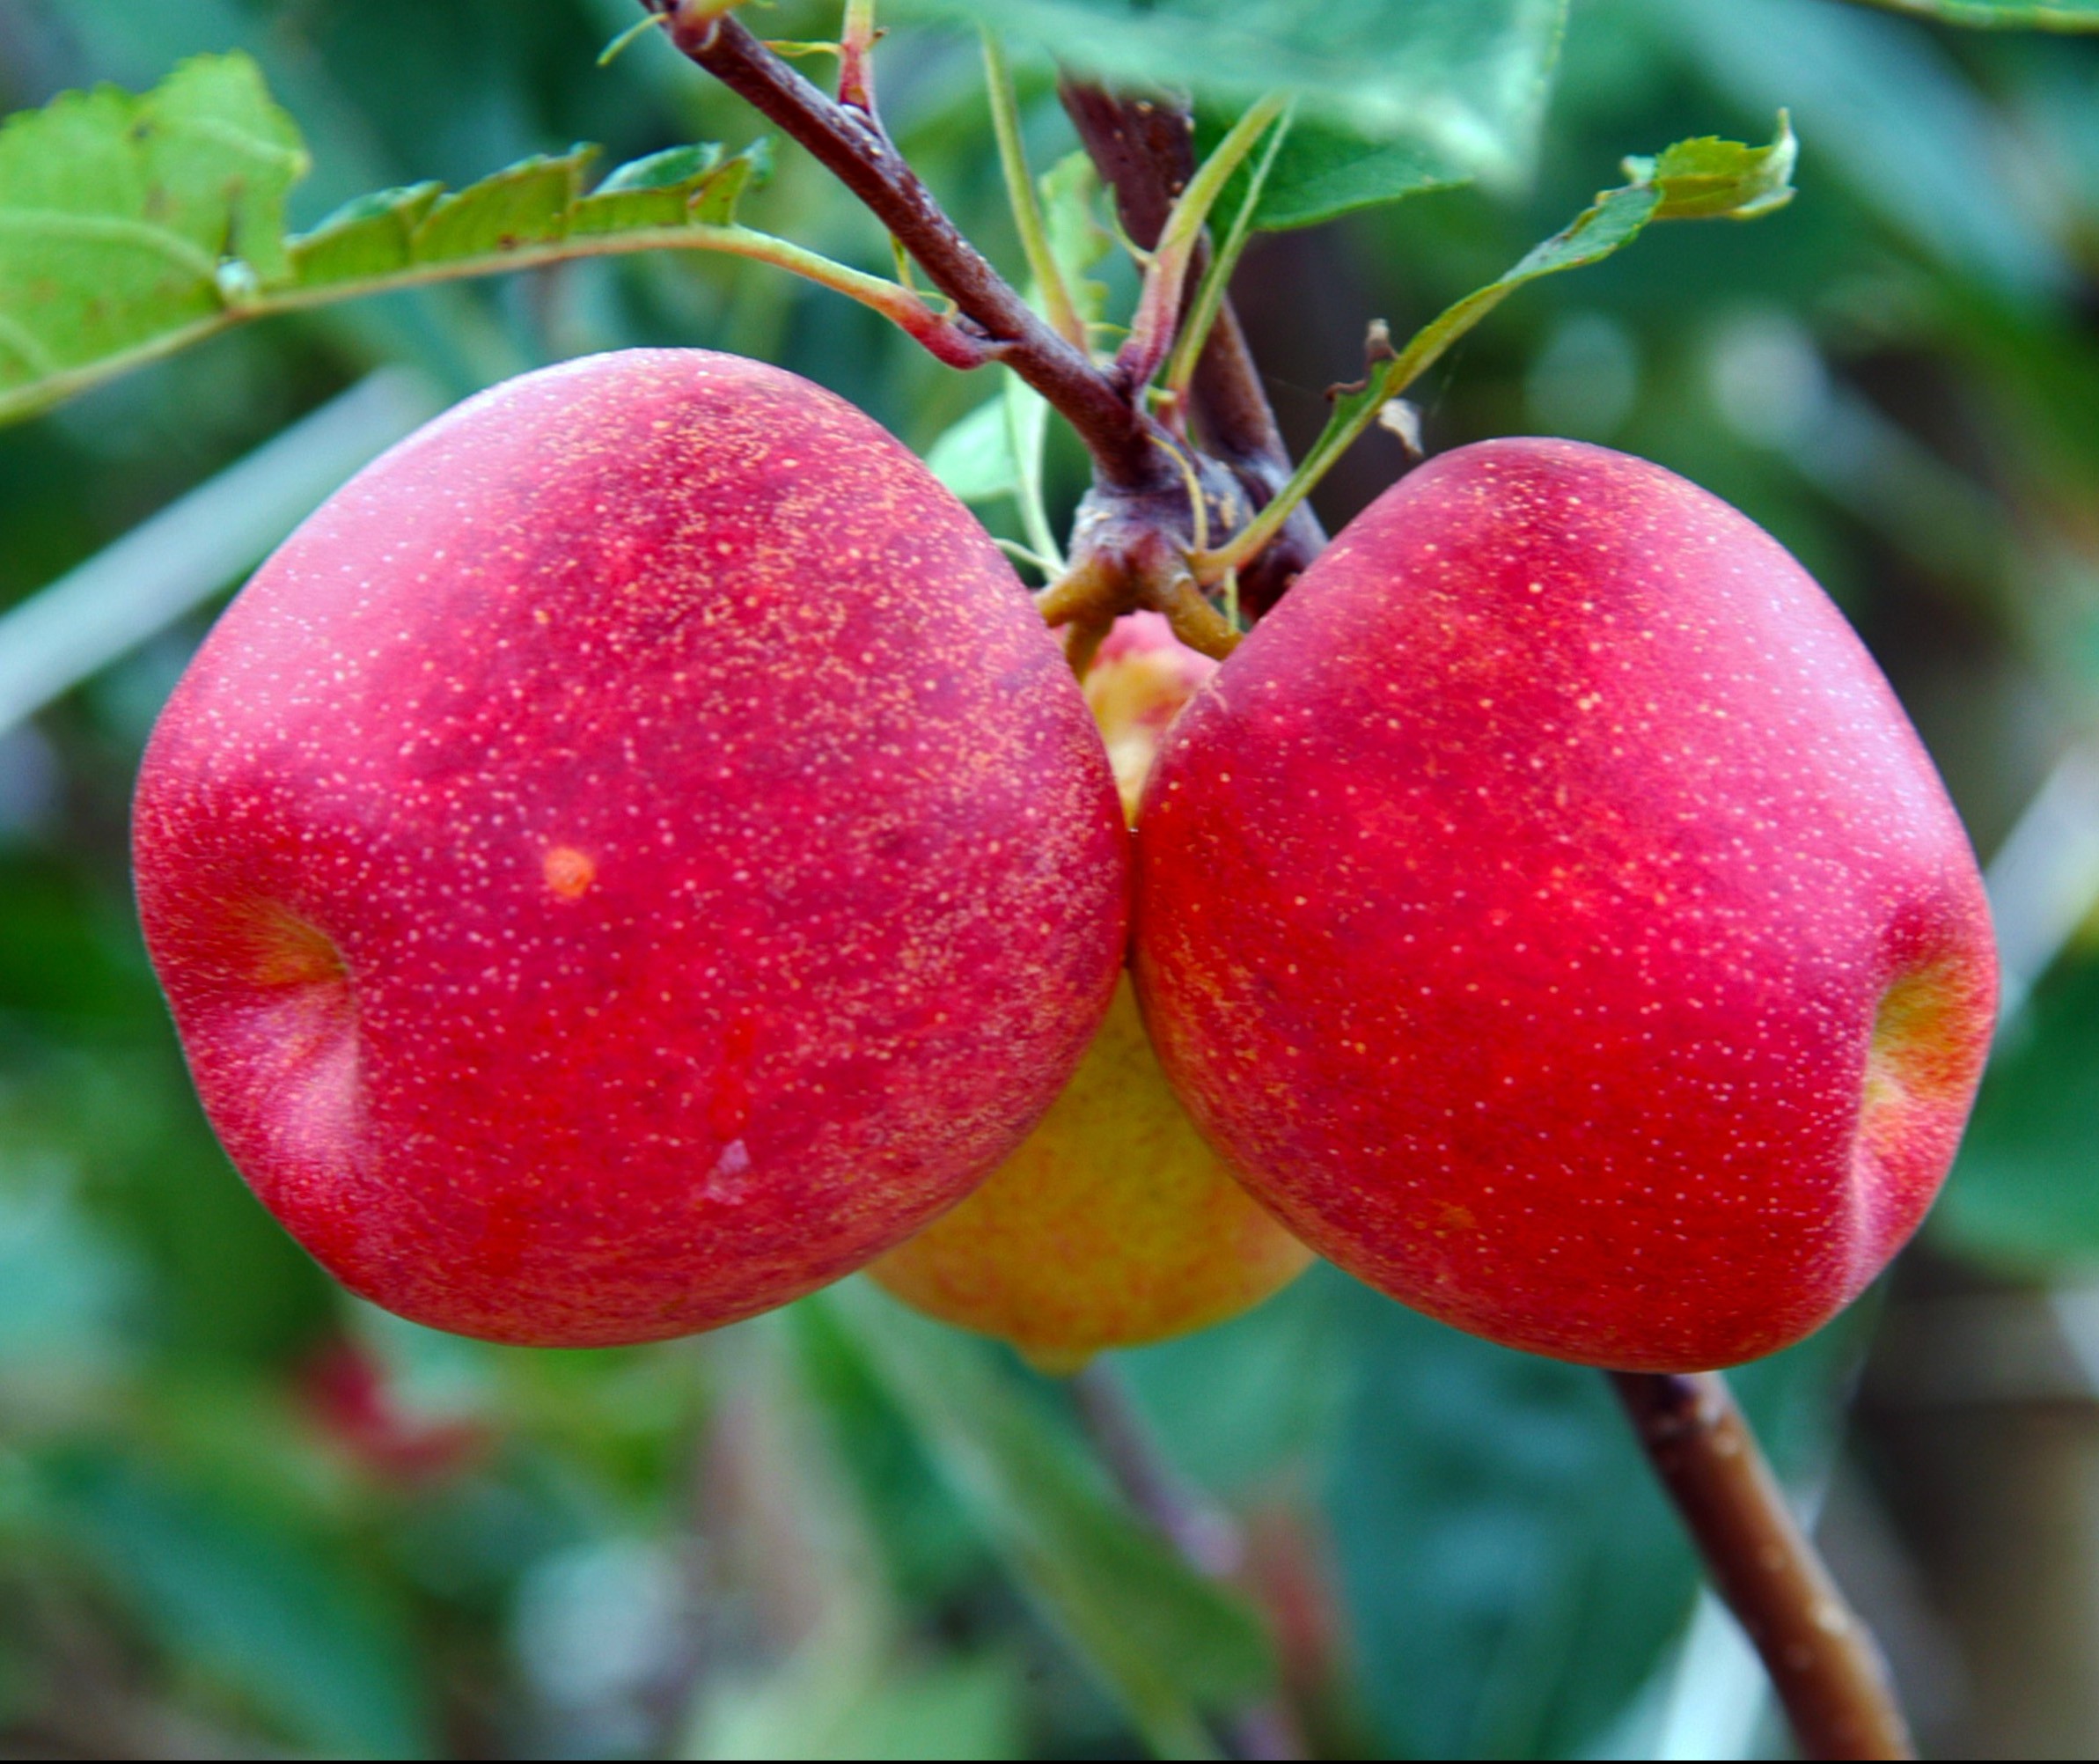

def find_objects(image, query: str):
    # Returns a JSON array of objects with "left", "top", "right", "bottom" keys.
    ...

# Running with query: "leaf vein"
[{"left": 0, "top": 210, "right": 220, "bottom": 278}]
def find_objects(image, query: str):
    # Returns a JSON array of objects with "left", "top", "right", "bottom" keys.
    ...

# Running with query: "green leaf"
[
  {"left": 1039, "top": 151, "right": 1114, "bottom": 327},
  {"left": 396, "top": 147, "right": 595, "bottom": 266},
  {"left": 0, "top": 55, "right": 794, "bottom": 426},
  {"left": 1119, "top": 1276, "right": 1351, "bottom": 1500},
  {"left": 281, "top": 182, "right": 444, "bottom": 288},
  {"left": 289, "top": 139, "right": 773, "bottom": 289},
  {"left": 0, "top": 1158, "right": 137, "bottom": 1375},
  {"left": 1328, "top": 1286, "right": 1696, "bottom": 1759},
  {"left": 695, "top": 1644, "right": 1028, "bottom": 1761},
  {"left": 1202, "top": 114, "right": 1472, "bottom": 231},
  {"left": 904, "top": 0, "right": 1568, "bottom": 189},
  {"left": 584, "top": 138, "right": 772, "bottom": 227},
  {"left": 925, "top": 395, "right": 1021, "bottom": 504},
  {"left": 923, "top": 373, "right": 1057, "bottom": 568},
  {"left": 786, "top": 1297, "right": 994, "bottom": 1607},
  {"left": 1843, "top": 0, "right": 2099, "bottom": 26},
  {"left": 1662, "top": 0, "right": 2071, "bottom": 298},
  {"left": 1632, "top": 114, "right": 1799, "bottom": 220},
  {"left": 0, "top": 53, "right": 305, "bottom": 408},
  {"left": 1040, "top": 154, "right": 1114, "bottom": 289},
  {"left": 1934, "top": 949, "right": 2099, "bottom": 1269},
  {"left": 817, "top": 1282, "right": 1276, "bottom": 1760}
]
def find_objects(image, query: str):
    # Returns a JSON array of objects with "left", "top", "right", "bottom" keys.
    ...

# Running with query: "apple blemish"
[{"left": 541, "top": 845, "right": 596, "bottom": 900}]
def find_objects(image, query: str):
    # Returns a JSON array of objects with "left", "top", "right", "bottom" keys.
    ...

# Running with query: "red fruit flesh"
[
  {"left": 135, "top": 349, "right": 1128, "bottom": 1347},
  {"left": 1135, "top": 437, "right": 1997, "bottom": 1371}
]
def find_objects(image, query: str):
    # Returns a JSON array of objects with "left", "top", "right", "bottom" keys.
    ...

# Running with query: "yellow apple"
[{"left": 871, "top": 614, "right": 1312, "bottom": 1371}]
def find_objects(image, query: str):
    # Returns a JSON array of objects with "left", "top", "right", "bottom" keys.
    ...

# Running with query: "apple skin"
[
  {"left": 1134, "top": 437, "right": 1998, "bottom": 1372},
  {"left": 133, "top": 349, "right": 1128, "bottom": 1348},
  {"left": 871, "top": 614, "right": 1312, "bottom": 1371}
]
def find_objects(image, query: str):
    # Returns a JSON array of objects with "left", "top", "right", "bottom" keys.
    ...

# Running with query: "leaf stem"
[
  {"left": 1186, "top": 116, "right": 1794, "bottom": 585},
  {"left": 1116, "top": 93, "right": 1288, "bottom": 395},
  {"left": 1005, "top": 375, "right": 1065, "bottom": 572},
  {"left": 1185, "top": 187, "right": 1651, "bottom": 585},
  {"left": 0, "top": 222, "right": 976, "bottom": 428},
  {"left": 288, "top": 221, "right": 972, "bottom": 352},
  {"left": 1844, "top": 0, "right": 2099, "bottom": 28},
  {"left": 1185, "top": 283, "right": 1505, "bottom": 584},
  {"left": 1163, "top": 104, "right": 1292, "bottom": 408},
  {"left": 982, "top": 30, "right": 1086, "bottom": 350},
  {"left": 598, "top": 12, "right": 667, "bottom": 66},
  {"left": 837, "top": 0, "right": 879, "bottom": 115},
  {"left": 1611, "top": 1371, "right": 1914, "bottom": 1761}
]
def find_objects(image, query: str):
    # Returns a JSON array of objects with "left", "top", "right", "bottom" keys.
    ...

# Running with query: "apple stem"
[
  {"left": 1610, "top": 1371, "right": 1916, "bottom": 1761},
  {"left": 835, "top": 0, "right": 879, "bottom": 119},
  {"left": 981, "top": 27, "right": 1089, "bottom": 352},
  {"left": 1037, "top": 520, "right": 1242, "bottom": 663},
  {"left": 1070, "top": 1362, "right": 1306, "bottom": 1761},
  {"left": 649, "top": 4, "right": 1178, "bottom": 495}
]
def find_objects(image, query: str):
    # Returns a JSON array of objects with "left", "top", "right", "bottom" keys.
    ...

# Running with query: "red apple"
[
  {"left": 871, "top": 614, "right": 1311, "bottom": 1370},
  {"left": 134, "top": 349, "right": 1127, "bottom": 1348},
  {"left": 1134, "top": 438, "right": 1997, "bottom": 1371}
]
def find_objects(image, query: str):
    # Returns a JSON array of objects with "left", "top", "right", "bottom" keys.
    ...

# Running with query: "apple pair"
[{"left": 133, "top": 350, "right": 1997, "bottom": 1373}]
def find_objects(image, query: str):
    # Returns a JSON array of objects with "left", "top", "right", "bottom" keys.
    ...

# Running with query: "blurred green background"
[{"left": 3, "top": 1, "right": 2098, "bottom": 1756}]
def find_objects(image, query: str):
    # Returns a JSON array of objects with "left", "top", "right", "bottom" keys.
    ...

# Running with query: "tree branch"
[
  {"left": 1611, "top": 1371, "right": 1915, "bottom": 1761},
  {"left": 638, "top": 31, "right": 1915, "bottom": 1762},
  {"left": 641, "top": 29, "right": 1912, "bottom": 1758},
  {"left": 1057, "top": 81, "right": 1326, "bottom": 612},
  {"left": 649, "top": 4, "right": 1167, "bottom": 490}
]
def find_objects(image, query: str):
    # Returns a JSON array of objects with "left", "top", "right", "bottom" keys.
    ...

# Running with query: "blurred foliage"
[
  {"left": 892, "top": 0, "right": 1570, "bottom": 195},
  {"left": 2, "top": 0, "right": 2098, "bottom": 1757},
  {"left": 1937, "top": 943, "right": 2099, "bottom": 1268}
]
